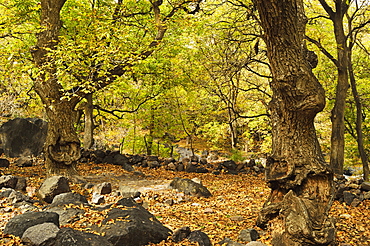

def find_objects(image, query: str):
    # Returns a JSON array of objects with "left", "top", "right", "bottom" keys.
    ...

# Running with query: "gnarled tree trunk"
[
  {"left": 252, "top": 0, "right": 335, "bottom": 245},
  {"left": 32, "top": 0, "right": 81, "bottom": 177}
]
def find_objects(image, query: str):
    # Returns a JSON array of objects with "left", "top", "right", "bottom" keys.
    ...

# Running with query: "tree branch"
[
  {"left": 318, "top": 0, "right": 335, "bottom": 19},
  {"left": 305, "top": 35, "right": 339, "bottom": 67}
]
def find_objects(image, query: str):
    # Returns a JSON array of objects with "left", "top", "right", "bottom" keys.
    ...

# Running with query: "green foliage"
[
  {"left": 229, "top": 148, "right": 247, "bottom": 163},
  {"left": 1, "top": 0, "right": 369, "bottom": 170}
]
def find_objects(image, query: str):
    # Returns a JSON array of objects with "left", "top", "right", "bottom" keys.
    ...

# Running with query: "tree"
[
  {"left": 30, "top": 0, "right": 202, "bottom": 176},
  {"left": 346, "top": 2, "right": 370, "bottom": 181},
  {"left": 307, "top": 0, "right": 370, "bottom": 180},
  {"left": 252, "top": 0, "right": 335, "bottom": 245}
]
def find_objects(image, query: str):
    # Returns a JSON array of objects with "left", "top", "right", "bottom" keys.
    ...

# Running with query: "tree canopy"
[{"left": 0, "top": 0, "right": 369, "bottom": 173}]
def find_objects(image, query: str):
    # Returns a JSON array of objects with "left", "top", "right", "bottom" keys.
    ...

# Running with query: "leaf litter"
[{"left": 1, "top": 160, "right": 369, "bottom": 245}]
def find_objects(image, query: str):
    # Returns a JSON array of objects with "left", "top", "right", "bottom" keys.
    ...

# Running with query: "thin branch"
[
  {"left": 306, "top": 35, "right": 339, "bottom": 67},
  {"left": 94, "top": 95, "right": 156, "bottom": 119}
]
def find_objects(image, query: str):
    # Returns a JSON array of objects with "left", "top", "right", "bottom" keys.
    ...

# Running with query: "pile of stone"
[
  {"left": 79, "top": 149, "right": 264, "bottom": 175},
  {"left": 334, "top": 175, "right": 370, "bottom": 207},
  {"left": 0, "top": 175, "right": 267, "bottom": 246}
]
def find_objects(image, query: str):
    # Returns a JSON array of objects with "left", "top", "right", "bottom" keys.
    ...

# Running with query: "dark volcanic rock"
[
  {"left": 92, "top": 198, "right": 171, "bottom": 246},
  {"left": 0, "top": 118, "right": 47, "bottom": 157}
]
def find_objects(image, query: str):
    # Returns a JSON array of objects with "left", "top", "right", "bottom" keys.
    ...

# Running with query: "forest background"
[{"left": 0, "top": 0, "right": 369, "bottom": 177}]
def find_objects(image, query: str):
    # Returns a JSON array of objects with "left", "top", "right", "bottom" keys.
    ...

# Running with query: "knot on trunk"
[{"left": 48, "top": 142, "right": 81, "bottom": 165}]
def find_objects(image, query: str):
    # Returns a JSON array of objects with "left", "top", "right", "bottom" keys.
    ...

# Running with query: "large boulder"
[
  {"left": 0, "top": 118, "right": 47, "bottom": 157},
  {"left": 3, "top": 211, "right": 59, "bottom": 237},
  {"left": 92, "top": 198, "right": 172, "bottom": 246},
  {"left": 169, "top": 178, "right": 212, "bottom": 198},
  {"left": 37, "top": 176, "right": 71, "bottom": 203}
]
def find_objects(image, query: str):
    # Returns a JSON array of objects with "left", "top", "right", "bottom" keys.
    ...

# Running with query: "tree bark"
[
  {"left": 31, "top": 0, "right": 81, "bottom": 177},
  {"left": 252, "top": 0, "right": 335, "bottom": 245},
  {"left": 83, "top": 93, "right": 94, "bottom": 149},
  {"left": 318, "top": 0, "right": 350, "bottom": 176},
  {"left": 348, "top": 53, "right": 369, "bottom": 181}
]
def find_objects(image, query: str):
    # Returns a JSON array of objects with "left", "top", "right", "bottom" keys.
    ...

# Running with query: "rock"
[
  {"left": 238, "top": 229, "right": 259, "bottom": 242},
  {"left": 335, "top": 183, "right": 349, "bottom": 201},
  {"left": 195, "top": 167, "right": 209, "bottom": 173},
  {"left": 364, "top": 191, "right": 370, "bottom": 200},
  {"left": 91, "top": 193, "right": 105, "bottom": 204},
  {"left": 163, "top": 198, "right": 174, "bottom": 206},
  {"left": 7, "top": 190, "right": 32, "bottom": 204},
  {"left": 51, "top": 192, "right": 88, "bottom": 206},
  {"left": 46, "top": 206, "right": 85, "bottom": 226},
  {"left": 0, "top": 118, "right": 48, "bottom": 157},
  {"left": 92, "top": 198, "right": 172, "bottom": 246},
  {"left": 172, "top": 226, "right": 191, "bottom": 242},
  {"left": 129, "top": 155, "right": 145, "bottom": 165},
  {"left": 109, "top": 153, "right": 134, "bottom": 172},
  {"left": 220, "top": 160, "right": 238, "bottom": 171},
  {"left": 147, "top": 160, "right": 160, "bottom": 168},
  {"left": 16, "top": 157, "right": 33, "bottom": 167},
  {"left": 175, "top": 163, "right": 183, "bottom": 171},
  {"left": 84, "top": 182, "right": 94, "bottom": 189},
  {"left": 21, "top": 222, "right": 60, "bottom": 246},
  {"left": 119, "top": 185, "right": 141, "bottom": 198},
  {"left": 245, "top": 241, "right": 267, "bottom": 246},
  {"left": 37, "top": 176, "right": 71, "bottom": 203},
  {"left": 343, "top": 191, "right": 356, "bottom": 206},
  {"left": 170, "top": 178, "right": 212, "bottom": 198},
  {"left": 199, "top": 158, "right": 208, "bottom": 165},
  {"left": 15, "top": 176, "right": 27, "bottom": 191},
  {"left": 112, "top": 153, "right": 129, "bottom": 165},
  {"left": 0, "top": 175, "right": 18, "bottom": 189},
  {"left": 4, "top": 211, "right": 59, "bottom": 237},
  {"left": 361, "top": 181, "right": 370, "bottom": 191},
  {"left": 184, "top": 163, "right": 197, "bottom": 173},
  {"left": 187, "top": 230, "right": 212, "bottom": 246},
  {"left": 339, "top": 213, "right": 352, "bottom": 219},
  {"left": 350, "top": 198, "right": 361, "bottom": 207},
  {"left": 253, "top": 166, "right": 261, "bottom": 173},
  {"left": 0, "top": 158, "right": 10, "bottom": 167},
  {"left": 230, "top": 215, "right": 244, "bottom": 221},
  {"left": 0, "top": 188, "right": 14, "bottom": 198},
  {"left": 203, "top": 208, "right": 214, "bottom": 213},
  {"left": 191, "top": 177, "right": 202, "bottom": 185},
  {"left": 121, "top": 162, "right": 134, "bottom": 172},
  {"left": 44, "top": 227, "right": 114, "bottom": 246},
  {"left": 218, "top": 238, "right": 246, "bottom": 246},
  {"left": 343, "top": 167, "right": 355, "bottom": 176},
  {"left": 94, "top": 182, "right": 112, "bottom": 195}
]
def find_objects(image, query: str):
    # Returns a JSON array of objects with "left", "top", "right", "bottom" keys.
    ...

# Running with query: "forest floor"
[{"left": 1, "top": 160, "right": 370, "bottom": 246}]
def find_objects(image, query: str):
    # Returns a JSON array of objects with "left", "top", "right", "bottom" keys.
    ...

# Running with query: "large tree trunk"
[
  {"left": 32, "top": 0, "right": 81, "bottom": 177},
  {"left": 252, "top": 0, "right": 335, "bottom": 245}
]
